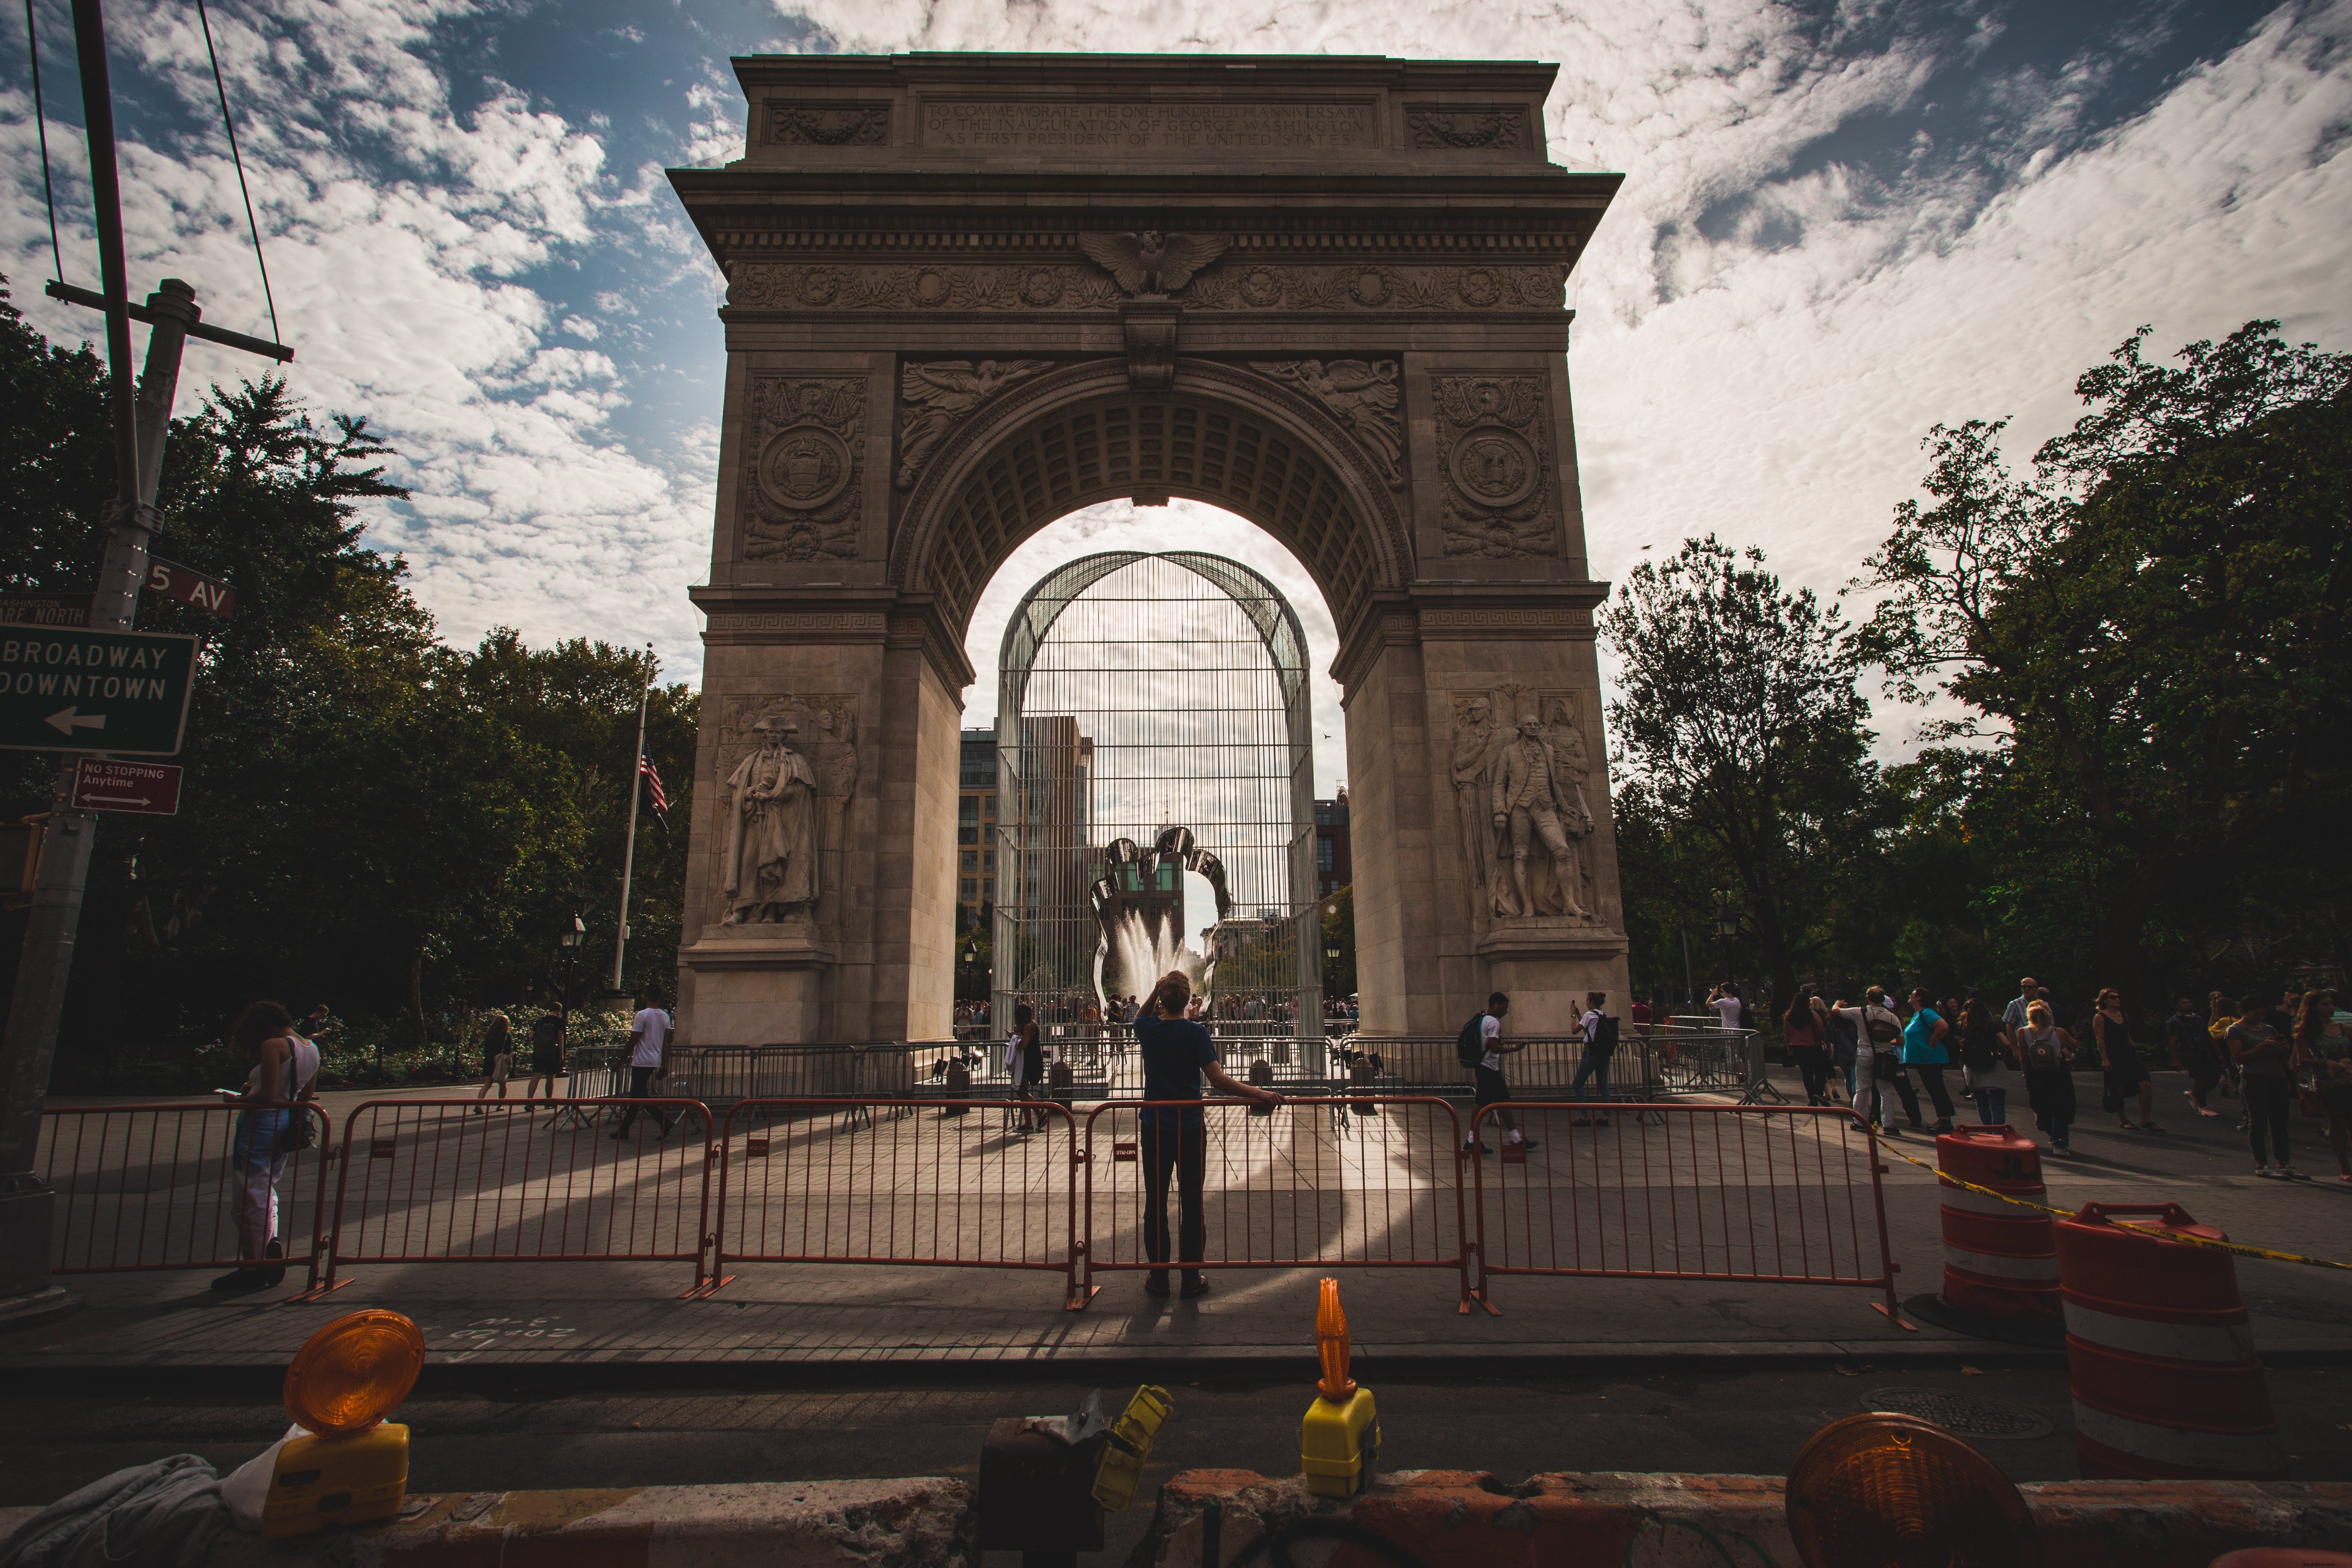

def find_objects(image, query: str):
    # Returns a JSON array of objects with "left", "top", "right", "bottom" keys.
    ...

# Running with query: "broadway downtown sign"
[{"left": 0, "top": 628, "right": 199, "bottom": 756}]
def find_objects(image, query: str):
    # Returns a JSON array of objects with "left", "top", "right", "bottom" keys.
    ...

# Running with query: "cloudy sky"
[{"left": 4, "top": 0, "right": 2346, "bottom": 787}]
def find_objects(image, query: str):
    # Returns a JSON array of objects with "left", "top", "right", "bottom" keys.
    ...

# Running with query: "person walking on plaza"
[
  {"left": 1900, "top": 989, "right": 1957, "bottom": 1134},
  {"left": 1819, "top": 993, "right": 1859, "bottom": 1105},
  {"left": 1569, "top": 991, "right": 1616, "bottom": 1126},
  {"left": 2229, "top": 992, "right": 2301, "bottom": 1178},
  {"left": 1458, "top": 991, "right": 1535, "bottom": 1155},
  {"left": 2166, "top": 995, "right": 2222, "bottom": 1117},
  {"left": 2296, "top": 991, "right": 2352, "bottom": 1181},
  {"left": 1783, "top": 992, "right": 1832, "bottom": 1106},
  {"left": 521, "top": 1003, "right": 566, "bottom": 1103},
  {"left": 1132, "top": 971, "right": 1283, "bottom": 1298},
  {"left": 611, "top": 994, "right": 674, "bottom": 1140},
  {"left": 2016, "top": 1000, "right": 2079, "bottom": 1155},
  {"left": 213, "top": 1001, "right": 319, "bottom": 1292},
  {"left": 2092, "top": 989, "right": 2160, "bottom": 1132},
  {"left": 1707, "top": 983, "right": 1743, "bottom": 1033},
  {"left": 2001, "top": 976, "right": 2041, "bottom": 1039},
  {"left": 472, "top": 1010, "right": 515, "bottom": 1112},
  {"left": 1004, "top": 1002, "right": 1046, "bottom": 1134},
  {"left": 1854, "top": 988, "right": 1912, "bottom": 1134},
  {"left": 1956, "top": 996, "right": 2012, "bottom": 1125}
]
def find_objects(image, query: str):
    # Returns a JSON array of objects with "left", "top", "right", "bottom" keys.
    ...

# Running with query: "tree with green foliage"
[
  {"left": 1854, "top": 320, "right": 2352, "bottom": 998},
  {"left": 1601, "top": 536, "right": 1878, "bottom": 1010}
]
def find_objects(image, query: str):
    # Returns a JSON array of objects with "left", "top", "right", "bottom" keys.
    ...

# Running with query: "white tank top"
[{"left": 247, "top": 1033, "right": 320, "bottom": 1099}]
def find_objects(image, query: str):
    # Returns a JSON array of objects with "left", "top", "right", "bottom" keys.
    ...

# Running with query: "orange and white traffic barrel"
[
  {"left": 2057, "top": 1200, "right": 2285, "bottom": 1479},
  {"left": 1935, "top": 1125, "right": 2060, "bottom": 1320}
]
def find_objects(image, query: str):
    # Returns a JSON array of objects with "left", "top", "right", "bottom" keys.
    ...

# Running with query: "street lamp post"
[{"left": 1713, "top": 894, "right": 1739, "bottom": 991}]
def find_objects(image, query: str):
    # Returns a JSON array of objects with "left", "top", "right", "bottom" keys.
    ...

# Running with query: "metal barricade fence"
[
  {"left": 1321, "top": 1027, "right": 1769, "bottom": 1103},
  {"left": 311, "top": 1098, "right": 717, "bottom": 1297},
  {"left": 1078, "top": 1098, "right": 1474, "bottom": 1309},
  {"left": 38, "top": 1102, "right": 334, "bottom": 1287},
  {"left": 662, "top": 1044, "right": 913, "bottom": 1107},
  {"left": 1469, "top": 1102, "right": 1905, "bottom": 1322},
  {"left": 703, "top": 1097, "right": 1082, "bottom": 1307}
]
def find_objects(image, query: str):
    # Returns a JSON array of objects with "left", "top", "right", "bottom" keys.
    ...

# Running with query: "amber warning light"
[{"left": 264, "top": 1309, "right": 425, "bottom": 1538}]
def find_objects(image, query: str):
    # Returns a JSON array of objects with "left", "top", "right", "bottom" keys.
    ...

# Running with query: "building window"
[
  {"left": 959, "top": 796, "right": 979, "bottom": 845},
  {"left": 961, "top": 879, "right": 977, "bottom": 902},
  {"left": 961, "top": 851, "right": 978, "bottom": 872},
  {"left": 983, "top": 851, "right": 995, "bottom": 872},
  {"left": 1317, "top": 837, "right": 1335, "bottom": 872},
  {"left": 1315, "top": 801, "right": 1332, "bottom": 826},
  {"left": 984, "top": 793, "right": 995, "bottom": 818}
]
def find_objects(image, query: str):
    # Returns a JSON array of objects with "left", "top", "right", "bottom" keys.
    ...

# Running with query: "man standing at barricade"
[
  {"left": 1457, "top": 992, "right": 1535, "bottom": 1155},
  {"left": 612, "top": 992, "right": 674, "bottom": 1140},
  {"left": 1569, "top": 992, "right": 1615, "bottom": 1127}
]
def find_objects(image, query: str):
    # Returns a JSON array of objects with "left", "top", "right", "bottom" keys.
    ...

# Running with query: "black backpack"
[
  {"left": 1591, "top": 1015, "right": 1619, "bottom": 1057},
  {"left": 1455, "top": 1013, "right": 1490, "bottom": 1069}
]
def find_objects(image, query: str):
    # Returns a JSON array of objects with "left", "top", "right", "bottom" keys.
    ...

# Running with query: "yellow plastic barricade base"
[
  {"left": 262, "top": 1424, "right": 410, "bottom": 1539},
  {"left": 1093, "top": 1385, "right": 1174, "bottom": 1513},
  {"left": 1301, "top": 1389, "right": 1379, "bottom": 1499}
]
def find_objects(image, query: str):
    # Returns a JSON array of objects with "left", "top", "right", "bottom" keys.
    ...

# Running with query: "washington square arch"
[{"left": 666, "top": 52, "right": 1629, "bottom": 1047}]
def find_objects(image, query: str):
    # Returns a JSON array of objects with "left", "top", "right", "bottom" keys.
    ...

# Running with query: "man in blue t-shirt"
[
  {"left": 1899, "top": 988, "right": 1956, "bottom": 1133},
  {"left": 1131, "top": 973, "right": 1284, "bottom": 1299}
]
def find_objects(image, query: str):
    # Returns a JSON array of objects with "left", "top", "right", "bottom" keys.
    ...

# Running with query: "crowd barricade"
[
  {"left": 701, "top": 1097, "right": 1083, "bottom": 1306},
  {"left": 661, "top": 1043, "right": 914, "bottom": 1108},
  {"left": 306, "top": 1098, "right": 718, "bottom": 1298},
  {"left": 1078, "top": 1097, "right": 1476, "bottom": 1310},
  {"left": 38, "top": 1102, "right": 335, "bottom": 1288},
  {"left": 1469, "top": 1102, "right": 1906, "bottom": 1322}
]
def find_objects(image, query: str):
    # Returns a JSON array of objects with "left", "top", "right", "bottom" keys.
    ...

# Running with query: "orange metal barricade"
[
  {"left": 1470, "top": 1102, "right": 1909, "bottom": 1323},
  {"left": 311, "top": 1098, "right": 717, "bottom": 1297},
  {"left": 702, "top": 1097, "right": 1084, "bottom": 1306},
  {"left": 1079, "top": 1098, "right": 1476, "bottom": 1310},
  {"left": 38, "top": 1102, "right": 335, "bottom": 1288}
]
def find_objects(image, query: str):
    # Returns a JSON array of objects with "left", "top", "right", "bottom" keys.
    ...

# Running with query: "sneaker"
[
  {"left": 1570, "top": 1118, "right": 1592, "bottom": 1127},
  {"left": 1931, "top": 1121, "right": 1954, "bottom": 1136},
  {"left": 2282, "top": 1167, "right": 2311, "bottom": 1181},
  {"left": 1143, "top": 1272, "right": 1170, "bottom": 1296},
  {"left": 262, "top": 1239, "right": 286, "bottom": 1288},
  {"left": 2198, "top": 1107, "right": 2219, "bottom": 1118},
  {"left": 2254, "top": 1166, "right": 2279, "bottom": 1178},
  {"left": 1513, "top": 1140, "right": 1540, "bottom": 1152},
  {"left": 1179, "top": 1274, "right": 1213, "bottom": 1298}
]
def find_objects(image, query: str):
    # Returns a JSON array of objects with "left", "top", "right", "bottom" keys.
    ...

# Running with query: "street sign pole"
[{"left": 0, "top": 0, "right": 286, "bottom": 1317}]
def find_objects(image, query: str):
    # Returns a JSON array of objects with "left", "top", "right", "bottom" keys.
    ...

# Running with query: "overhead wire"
[
  {"left": 22, "top": 0, "right": 67, "bottom": 284},
  {"left": 192, "top": 0, "right": 279, "bottom": 346}
]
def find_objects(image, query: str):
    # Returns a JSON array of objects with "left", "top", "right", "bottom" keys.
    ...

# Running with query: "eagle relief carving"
[
  {"left": 1076, "top": 232, "right": 1232, "bottom": 298},
  {"left": 897, "top": 360, "right": 1052, "bottom": 487}
]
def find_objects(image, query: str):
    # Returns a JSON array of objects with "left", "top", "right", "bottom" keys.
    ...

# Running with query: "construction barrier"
[
  {"left": 2058, "top": 1200, "right": 2286, "bottom": 1480},
  {"left": 661, "top": 1044, "right": 914, "bottom": 1106},
  {"left": 701, "top": 1097, "right": 1082, "bottom": 1305},
  {"left": 1936, "top": 1124, "right": 2060, "bottom": 1320},
  {"left": 309, "top": 1098, "right": 718, "bottom": 1298},
  {"left": 1470, "top": 1102, "right": 1906, "bottom": 1321},
  {"left": 36, "top": 1101, "right": 335, "bottom": 1287},
  {"left": 1079, "top": 1098, "right": 1475, "bottom": 1308}
]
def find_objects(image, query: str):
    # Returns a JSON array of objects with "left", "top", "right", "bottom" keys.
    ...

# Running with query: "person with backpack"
[
  {"left": 1457, "top": 991, "right": 1535, "bottom": 1155},
  {"left": 1569, "top": 991, "right": 1617, "bottom": 1126},
  {"left": 1856, "top": 987, "right": 1918, "bottom": 1135},
  {"left": 1955, "top": 996, "right": 2012, "bottom": 1125},
  {"left": 1783, "top": 991, "right": 1832, "bottom": 1106},
  {"left": 213, "top": 1000, "right": 320, "bottom": 1292}
]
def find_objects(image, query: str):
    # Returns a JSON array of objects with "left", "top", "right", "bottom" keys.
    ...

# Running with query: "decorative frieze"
[
  {"left": 1431, "top": 375, "right": 1559, "bottom": 558},
  {"left": 739, "top": 377, "right": 866, "bottom": 562},
  {"left": 725, "top": 260, "right": 1565, "bottom": 313},
  {"left": 1404, "top": 105, "right": 1532, "bottom": 150},
  {"left": 767, "top": 101, "right": 890, "bottom": 145}
]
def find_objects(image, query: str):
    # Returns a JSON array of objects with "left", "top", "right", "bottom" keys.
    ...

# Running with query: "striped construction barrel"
[
  {"left": 1935, "top": 1125, "right": 2060, "bottom": 1319},
  {"left": 2057, "top": 1200, "right": 2285, "bottom": 1479}
]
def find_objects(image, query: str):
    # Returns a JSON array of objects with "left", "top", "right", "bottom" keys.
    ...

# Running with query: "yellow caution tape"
[{"left": 1871, "top": 1132, "right": 2352, "bottom": 1274}]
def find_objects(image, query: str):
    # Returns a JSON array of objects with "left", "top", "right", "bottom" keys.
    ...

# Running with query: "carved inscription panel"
[{"left": 920, "top": 99, "right": 1377, "bottom": 153}]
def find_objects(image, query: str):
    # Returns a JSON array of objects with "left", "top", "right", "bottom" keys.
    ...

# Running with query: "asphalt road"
[{"left": 6, "top": 1363, "right": 2351, "bottom": 1563}]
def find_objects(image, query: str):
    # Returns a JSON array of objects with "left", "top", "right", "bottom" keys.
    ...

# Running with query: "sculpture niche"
[
  {"left": 1454, "top": 690, "right": 1597, "bottom": 924},
  {"left": 720, "top": 716, "right": 820, "bottom": 924}
]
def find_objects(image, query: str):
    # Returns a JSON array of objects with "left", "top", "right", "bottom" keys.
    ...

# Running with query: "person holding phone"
[
  {"left": 213, "top": 1001, "right": 318, "bottom": 1291},
  {"left": 1131, "top": 970, "right": 1282, "bottom": 1299}
]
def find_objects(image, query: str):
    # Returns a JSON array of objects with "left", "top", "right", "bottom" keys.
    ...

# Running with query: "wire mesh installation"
[
  {"left": 993, "top": 552, "right": 1318, "bottom": 1051},
  {"left": 37, "top": 1102, "right": 333, "bottom": 1281}
]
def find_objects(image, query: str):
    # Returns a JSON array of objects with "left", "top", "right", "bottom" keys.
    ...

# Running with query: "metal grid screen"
[{"left": 993, "top": 552, "right": 1319, "bottom": 1060}]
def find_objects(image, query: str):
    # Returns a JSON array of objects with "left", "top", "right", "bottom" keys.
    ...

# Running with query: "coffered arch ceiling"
[{"left": 891, "top": 360, "right": 1409, "bottom": 648}]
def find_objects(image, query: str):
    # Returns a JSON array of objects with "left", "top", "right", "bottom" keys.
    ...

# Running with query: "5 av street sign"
[
  {"left": 71, "top": 758, "right": 182, "bottom": 815},
  {"left": 0, "top": 628, "right": 197, "bottom": 755}
]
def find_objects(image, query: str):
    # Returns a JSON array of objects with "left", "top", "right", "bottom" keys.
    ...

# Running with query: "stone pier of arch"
[{"left": 667, "top": 53, "right": 1629, "bottom": 1046}]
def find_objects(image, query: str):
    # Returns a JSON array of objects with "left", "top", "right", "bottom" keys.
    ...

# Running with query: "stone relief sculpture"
[
  {"left": 1432, "top": 375, "right": 1559, "bottom": 559},
  {"left": 1404, "top": 106, "right": 1531, "bottom": 150},
  {"left": 1250, "top": 359, "right": 1404, "bottom": 487},
  {"left": 713, "top": 696, "right": 860, "bottom": 933},
  {"left": 1453, "top": 686, "right": 1598, "bottom": 924},
  {"left": 1075, "top": 231, "right": 1233, "bottom": 297},
  {"left": 741, "top": 377, "right": 864, "bottom": 561},
  {"left": 768, "top": 102, "right": 889, "bottom": 145},
  {"left": 726, "top": 261, "right": 1566, "bottom": 314},
  {"left": 897, "top": 360, "right": 1052, "bottom": 487},
  {"left": 720, "top": 717, "right": 820, "bottom": 925}
]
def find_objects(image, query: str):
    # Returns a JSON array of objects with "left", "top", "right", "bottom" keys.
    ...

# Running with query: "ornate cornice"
[{"left": 726, "top": 258, "right": 1565, "bottom": 314}]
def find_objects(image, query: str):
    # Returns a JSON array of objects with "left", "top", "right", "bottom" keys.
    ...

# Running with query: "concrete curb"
[{"left": 1134, "top": 1469, "right": 2352, "bottom": 1568}]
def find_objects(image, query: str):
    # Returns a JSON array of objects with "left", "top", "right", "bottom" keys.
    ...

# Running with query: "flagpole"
[{"left": 612, "top": 643, "right": 653, "bottom": 995}]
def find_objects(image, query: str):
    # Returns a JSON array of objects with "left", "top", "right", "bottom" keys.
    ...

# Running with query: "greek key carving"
[
  {"left": 1418, "top": 608, "right": 1589, "bottom": 632},
  {"left": 767, "top": 101, "right": 889, "bottom": 146},
  {"left": 1405, "top": 106, "right": 1532, "bottom": 150},
  {"left": 740, "top": 377, "right": 865, "bottom": 562},
  {"left": 897, "top": 361, "right": 1052, "bottom": 487},
  {"left": 1431, "top": 376, "right": 1559, "bottom": 559},
  {"left": 1250, "top": 360, "right": 1403, "bottom": 488},
  {"left": 704, "top": 614, "right": 888, "bottom": 633}
]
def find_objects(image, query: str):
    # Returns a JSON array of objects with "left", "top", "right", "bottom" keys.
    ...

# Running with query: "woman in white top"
[{"left": 215, "top": 1000, "right": 319, "bottom": 1291}]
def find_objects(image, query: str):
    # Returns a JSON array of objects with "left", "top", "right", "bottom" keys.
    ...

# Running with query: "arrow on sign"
[
  {"left": 44, "top": 708, "right": 107, "bottom": 735},
  {"left": 83, "top": 795, "right": 152, "bottom": 807}
]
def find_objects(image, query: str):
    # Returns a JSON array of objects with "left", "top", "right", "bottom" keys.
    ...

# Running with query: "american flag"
[{"left": 639, "top": 752, "right": 669, "bottom": 832}]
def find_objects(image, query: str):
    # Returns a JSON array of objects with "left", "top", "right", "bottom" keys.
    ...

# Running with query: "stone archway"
[{"left": 669, "top": 52, "right": 1628, "bottom": 1047}]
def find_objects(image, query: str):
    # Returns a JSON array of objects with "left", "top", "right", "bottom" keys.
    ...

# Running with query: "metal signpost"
[{"left": 69, "top": 759, "right": 184, "bottom": 817}]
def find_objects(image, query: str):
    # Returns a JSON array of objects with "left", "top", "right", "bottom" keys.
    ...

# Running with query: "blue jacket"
[{"left": 1899, "top": 1008, "right": 1948, "bottom": 1065}]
